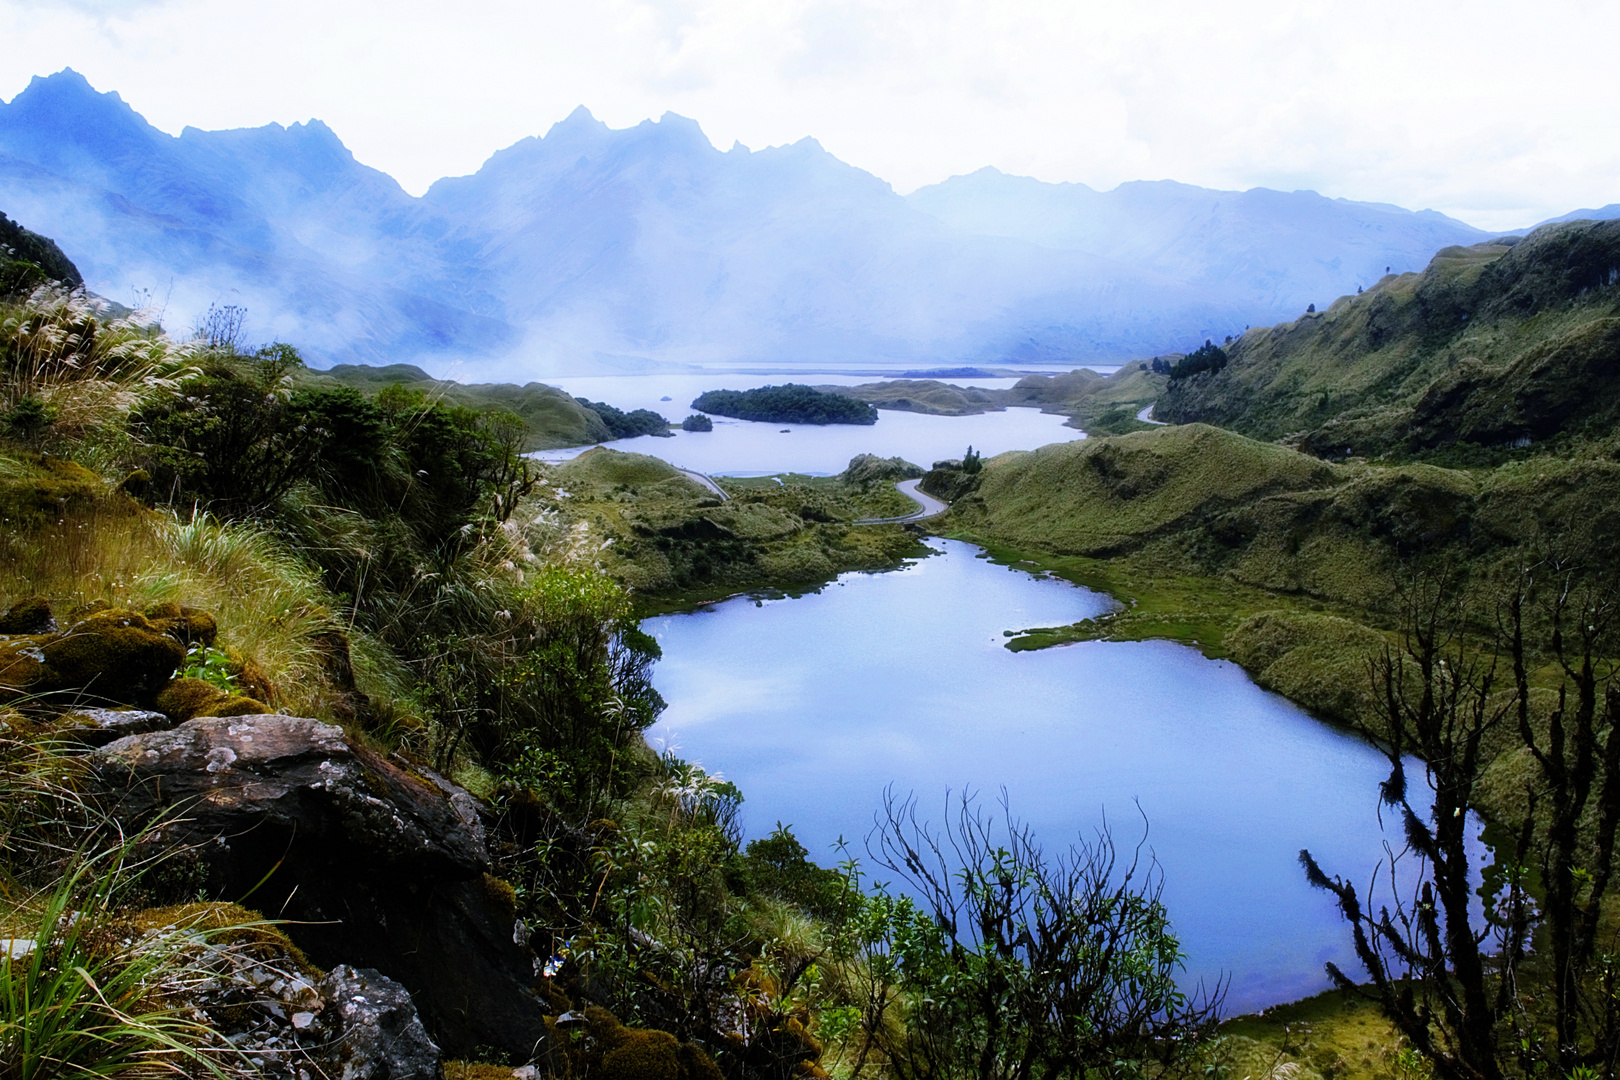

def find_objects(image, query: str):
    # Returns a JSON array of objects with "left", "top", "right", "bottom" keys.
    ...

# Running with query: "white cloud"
[{"left": 1, "top": 0, "right": 1616, "bottom": 227}]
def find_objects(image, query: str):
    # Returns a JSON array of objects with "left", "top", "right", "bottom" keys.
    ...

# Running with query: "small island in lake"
[{"left": 691, "top": 383, "right": 879, "bottom": 425}]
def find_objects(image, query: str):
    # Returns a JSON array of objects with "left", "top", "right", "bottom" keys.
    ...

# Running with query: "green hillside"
[
  {"left": 305, "top": 363, "right": 611, "bottom": 449},
  {"left": 1156, "top": 219, "right": 1620, "bottom": 461}
]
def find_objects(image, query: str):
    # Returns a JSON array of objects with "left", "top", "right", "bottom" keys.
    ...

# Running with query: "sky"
[{"left": 2, "top": 0, "right": 1617, "bottom": 231}]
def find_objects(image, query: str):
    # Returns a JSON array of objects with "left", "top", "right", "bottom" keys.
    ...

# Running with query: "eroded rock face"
[
  {"left": 89, "top": 714, "right": 552, "bottom": 1061},
  {"left": 319, "top": 966, "right": 443, "bottom": 1080}
]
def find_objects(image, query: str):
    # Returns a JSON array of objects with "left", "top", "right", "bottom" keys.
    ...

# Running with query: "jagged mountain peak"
[{"left": 0, "top": 69, "right": 1521, "bottom": 376}]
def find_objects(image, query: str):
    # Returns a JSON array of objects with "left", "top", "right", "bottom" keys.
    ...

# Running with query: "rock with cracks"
[
  {"left": 318, "top": 965, "right": 442, "bottom": 1080},
  {"left": 88, "top": 713, "right": 554, "bottom": 1061}
]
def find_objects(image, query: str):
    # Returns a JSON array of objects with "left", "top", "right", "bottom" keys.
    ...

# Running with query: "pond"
[
  {"left": 533, "top": 373, "right": 1084, "bottom": 475},
  {"left": 644, "top": 539, "right": 1409, "bottom": 1013}
]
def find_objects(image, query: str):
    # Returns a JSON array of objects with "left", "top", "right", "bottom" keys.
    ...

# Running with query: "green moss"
[
  {"left": 600, "top": 1029, "right": 683, "bottom": 1080},
  {"left": 35, "top": 609, "right": 187, "bottom": 704},
  {"left": 153, "top": 676, "right": 270, "bottom": 721},
  {"left": 0, "top": 595, "right": 53, "bottom": 634}
]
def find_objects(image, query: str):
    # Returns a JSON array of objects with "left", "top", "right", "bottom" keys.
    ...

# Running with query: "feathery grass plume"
[{"left": 0, "top": 288, "right": 194, "bottom": 447}]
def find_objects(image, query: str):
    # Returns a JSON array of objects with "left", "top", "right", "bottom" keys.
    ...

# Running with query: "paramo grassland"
[
  {"left": 934, "top": 218, "right": 1620, "bottom": 735},
  {"left": 0, "top": 223, "right": 1226, "bottom": 1080},
  {"left": 1157, "top": 218, "right": 1620, "bottom": 462}
]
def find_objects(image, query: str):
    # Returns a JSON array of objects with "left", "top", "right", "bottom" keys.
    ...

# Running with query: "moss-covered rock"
[
  {"left": 142, "top": 602, "right": 219, "bottom": 647},
  {"left": 154, "top": 676, "right": 271, "bottom": 721},
  {"left": 577, "top": 1007, "right": 723, "bottom": 1080},
  {"left": 0, "top": 607, "right": 185, "bottom": 705},
  {"left": 0, "top": 595, "right": 55, "bottom": 634}
]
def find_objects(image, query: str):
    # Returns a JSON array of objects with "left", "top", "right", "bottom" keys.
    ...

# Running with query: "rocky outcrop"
[
  {"left": 318, "top": 966, "right": 444, "bottom": 1080},
  {"left": 89, "top": 714, "right": 554, "bottom": 1062},
  {"left": 144, "top": 905, "right": 442, "bottom": 1080},
  {"left": 49, "top": 706, "right": 172, "bottom": 746},
  {"left": 839, "top": 454, "right": 924, "bottom": 485}
]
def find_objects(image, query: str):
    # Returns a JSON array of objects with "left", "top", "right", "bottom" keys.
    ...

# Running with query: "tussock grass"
[{"left": 0, "top": 493, "right": 346, "bottom": 719}]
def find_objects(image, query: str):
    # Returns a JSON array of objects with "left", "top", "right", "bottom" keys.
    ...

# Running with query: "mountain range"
[{"left": 0, "top": 69, "right": 1531, "bottom": 376}]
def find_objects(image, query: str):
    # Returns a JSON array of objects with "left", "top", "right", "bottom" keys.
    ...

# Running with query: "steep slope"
[{"left": 1154, "top": 219, "right": 1620, "bottom": 459}]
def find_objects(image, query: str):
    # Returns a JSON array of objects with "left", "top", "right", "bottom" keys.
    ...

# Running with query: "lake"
[
  {"left": 534, "top": 373, "right": 1083, "bottom": 475},
  {"left": 645, "top": 539, "right": 1410, "bottom": 1013}
]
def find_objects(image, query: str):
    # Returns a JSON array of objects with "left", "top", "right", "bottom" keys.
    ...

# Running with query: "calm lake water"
[
  {"left": 535, "top": 373, "right": 1083, "bottom": 475},
  {"left": 645, "top": 540, "right": 1408, "bottom": 1012}
]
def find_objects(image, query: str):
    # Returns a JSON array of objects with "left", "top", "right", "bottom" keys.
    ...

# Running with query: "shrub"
[{"left": 680, "top": 414, "right": 713, "bottom": 433}]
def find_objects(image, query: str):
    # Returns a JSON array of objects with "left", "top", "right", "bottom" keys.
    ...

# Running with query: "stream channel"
[{"left": 551, "top": 373, "right": 1415, "bottom": 1013}]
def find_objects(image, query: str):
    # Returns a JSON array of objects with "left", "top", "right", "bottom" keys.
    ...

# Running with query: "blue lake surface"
[
  {"left": 645, "top": 540, "right": 1408, "bottom": 1013},
  {"left": 534, "top": 373, "right": 1084, "bottom": 476}
]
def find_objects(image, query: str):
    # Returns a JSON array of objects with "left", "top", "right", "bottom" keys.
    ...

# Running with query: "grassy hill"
[
  {"left": 821, "top": 362, "right": 1171, "bottom": 434},
  {"left": 304, "top": 363, "right": 611, "bottom": 449},
  {"left": 1156, "top": 219, "right": 1620, "bottom": 461}
]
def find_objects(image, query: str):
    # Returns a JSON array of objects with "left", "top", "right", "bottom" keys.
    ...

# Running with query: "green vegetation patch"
[
  {"left": 537, "top": 456, "right": 925, "bottom": 605},
  {"left": 956, "top": 424, "right": 1341, "bottom": 557},
  {"left": 307, "top": 363, "right": 612, "bottom": 449},
  {"left": 691, "top": 384, "right": 878, "bottom": 425}
]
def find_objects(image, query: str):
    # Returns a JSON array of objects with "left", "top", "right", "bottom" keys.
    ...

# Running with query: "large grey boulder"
[{"left": 89, "top": 714, "right": 552, "bottom": 1061}]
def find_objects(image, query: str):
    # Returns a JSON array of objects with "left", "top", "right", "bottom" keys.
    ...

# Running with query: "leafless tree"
[{"left": 1302, "top": 560, "right": 1620, "bottom": 1080}]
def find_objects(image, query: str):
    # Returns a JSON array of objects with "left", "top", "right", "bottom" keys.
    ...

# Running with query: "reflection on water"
[
  {"left": 535, "top": 373, "right": 1082, "bottom": 475},
  {"left": 644, "top": 540, "right": 1405, "bottom": 1012}
]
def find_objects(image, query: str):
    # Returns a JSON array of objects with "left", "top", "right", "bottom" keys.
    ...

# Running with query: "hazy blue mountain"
[
  {"left": 0, "top": 70, "right": 514, "bottom": 364},
  {"left": 906, "top": 167, "right": 1493, "bottom": 317},
  {"left": 417, "top": 107, "right": 1232, "bottom": 374},
  {"left": 0, "top": 70, "right": 1514, "bottom": 375},
  {"left": 1540, "top": 204, "right": 1620, "bottom": 225}
]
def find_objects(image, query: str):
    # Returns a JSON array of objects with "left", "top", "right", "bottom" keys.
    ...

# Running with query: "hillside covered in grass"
[
  {"left": 820, "top": 362, "right": 1171, "bottom": 435},
  {"left": 306, "top": 361, "right": 670, "bottom": 449},
  {"left": 1156, "top": 218, "right": 1620, "bottom": 461}
]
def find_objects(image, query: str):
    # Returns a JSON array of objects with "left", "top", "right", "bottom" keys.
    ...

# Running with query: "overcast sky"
[{"left": 2, "top": 0, "right": 1616, "bottom": 231}]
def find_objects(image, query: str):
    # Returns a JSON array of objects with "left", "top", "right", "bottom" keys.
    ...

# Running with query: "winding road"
[
  {"left": 855, "top": 478, "right": 949, "bottom": 525},
  {"left": 1136, "top": 403, "right": 1168, "bottom": 425},
  {"left": 677, "top": 469, "right": 729, "bottom": 500}
]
